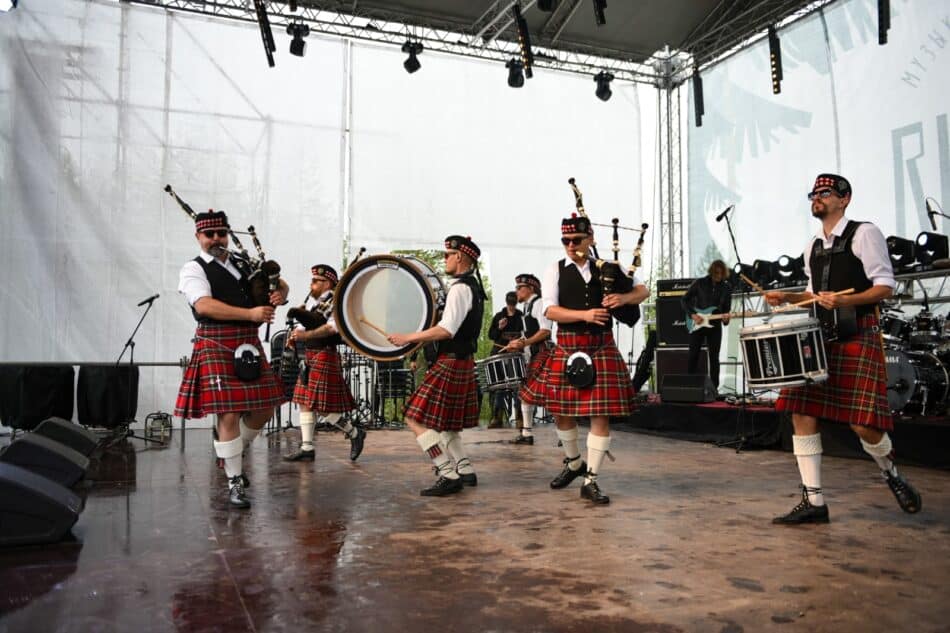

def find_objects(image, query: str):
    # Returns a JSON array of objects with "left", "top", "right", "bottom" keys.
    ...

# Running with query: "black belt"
[{"left": 438, "top": 353, "right": 473, "bottom": 360}]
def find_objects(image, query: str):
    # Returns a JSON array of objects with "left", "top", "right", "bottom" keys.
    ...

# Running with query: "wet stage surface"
[{"left": 2, "top": 425, "right": 949, "bottom": 632}]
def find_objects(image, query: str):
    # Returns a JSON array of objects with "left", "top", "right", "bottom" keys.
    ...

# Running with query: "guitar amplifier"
[
  {"left": 656, "top": 278, "right": 695, "bottom": 298},
  {"left": 656, "top": 298, "right": 692, "bottom": 347}
]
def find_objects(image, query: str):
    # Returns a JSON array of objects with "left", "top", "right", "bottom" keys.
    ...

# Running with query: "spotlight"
[
  {"left": 752, "top": 259, "right": 778, "bottom": 288},
  {"left": 1, "top": 0, "right": 17, "bottom": 12},
  {"left": 775, "top": 254, "right": 806, "bottom": 287},
  {"left": 513, "top": 4, "right": 534, "bottom": 79},
  {"left": 692, "top": 67, "right": 704, "bottom": 127},
  {"left": 878, "top": 0, "right": 890, "bottom": 45},
  {"left": 733, "top": 263, "right": 756, "bottom": 291},
  {"left": 401, "top": 41, "right": 423, "bottom": 74},
  {"left": 592, "top": 0, "right": 607, "bottom": 26},
  {"left": 593, "top": 71, "right": 613, "bottom": 101},
  {"left": 768, "top": 25, "right": 782, "bottom": 95},
  {"left": 915, "top": 231, "right": 949, "bottom": 266},
  {"left": 538, "top": 0, "right": 557, "bottom": 10},
  {"left": 287, "top": 22, "right": 310, "bottom": 57},
  {"left": 886, "top": 236, "right": 917, "bottom": 272},
  {"left": 506, "top": 58, "right": 525, "bottom": 88}
]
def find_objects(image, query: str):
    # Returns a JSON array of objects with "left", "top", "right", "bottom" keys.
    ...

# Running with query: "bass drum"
[
  {"left": 885, "top": 348, "right": 948, "bottom": 415},
  {"left": 334, "top": 254, "right": 446, "bottom": 361}
]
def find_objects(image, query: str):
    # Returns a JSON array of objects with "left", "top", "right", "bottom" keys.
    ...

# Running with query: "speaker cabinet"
[
  {"left": 655, "top": 299, "right": 692, "bottom": 347},
  {"left": 34, "top": 417, "right": 100, "bottom": 457},
  {"left": 655, "top": 347, "right": 709, "bottom": 388},
  {"left": 660, "top": 373, "right": 717, "bottom": 403},
  {"left": 0, "top": 462, "right": 83, "bottom": 546},
  {"left": 77, "top": 365, "right": 139, "bottom": 429},
  {"left": 0, "top": 366, "right": 75, "bottom": 431},
  {"left": 0, "top": 434, "right": 90, "bottom": 488}
]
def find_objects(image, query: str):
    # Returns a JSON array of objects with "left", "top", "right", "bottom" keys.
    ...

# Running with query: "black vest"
[
  {"left": 557, "top": 259, "right": 612, "bottom": 333},
  {"left": 303, "top": 294, "right": 342, "bottom": 349},
  {"left": 191, "top": 256, "right": 256, "bottom": 325},
  {"left": 809, "top": 220, "right": 875, "bottom": 319},
  {"left": 436, "top": 274, "right": 484, "bottom": 358},
  {"left": 523, "top": 296, "right": 541, "bottom": 338}
]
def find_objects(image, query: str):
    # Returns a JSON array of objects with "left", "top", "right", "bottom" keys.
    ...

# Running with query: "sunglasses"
[
  {"left": 561, "top": 236, "right": 586, "bottom": 246},
  {"left": 806, "top": 189, "right": 838, "bottom": 201},
  {"left": 443, "top": 251, "right": 460, "bottom": 259},
  {"left": 202, "top": 229, "right": 229, "bottom": 238}
]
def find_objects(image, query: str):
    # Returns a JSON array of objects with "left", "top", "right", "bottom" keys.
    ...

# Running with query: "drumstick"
[
  {"left": 359, "top": 315, "right": 391, "bottom": 339},
  {"left": 740, "top": 273, "right": 767, "bottom": 295},
  {"left": 773, "top": 288, "right": 855, "bottom": 312}
]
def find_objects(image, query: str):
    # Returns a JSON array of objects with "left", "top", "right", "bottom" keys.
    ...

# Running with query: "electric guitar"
[{"left": 685, "top": 307, "right": 755, "bottom": 333}]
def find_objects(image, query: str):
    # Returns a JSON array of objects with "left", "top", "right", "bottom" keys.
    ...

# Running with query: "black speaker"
[
  {"left": 0, "top": 434, "right": 90, "bottom": 487},
  {"left": 655, "top": 347, "right": 708, "bottom": 388},
  {"left": 77, "top": 365, "right": 139, "bottom": 429},
  {"left": 34, "top": 417, "right": 100, "bottom": 457},
  {"left": 0, "top": 462, "right": 83, "bottom": 546},
  {"left": 0, "top": 365, "right": 75, "bottom": 431},
  {"left": 655, "top": 298, "right": 692, "bottom": 347},
  {"left": 660, "top": 373, "right": 717, "bottom": 403}
]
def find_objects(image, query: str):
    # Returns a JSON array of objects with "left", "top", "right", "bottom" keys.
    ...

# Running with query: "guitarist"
[
  {"left": 764, "top": 173, "right": 920, "bottom": 524},
  {"left": 682, "top": 259, "right": 732, "bottom": 392}
]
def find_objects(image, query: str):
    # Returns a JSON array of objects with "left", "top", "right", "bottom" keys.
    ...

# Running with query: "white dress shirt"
[
  {"left": 541, "top": 257, "right": 644, "bottom": 316},
  {"left": 295, "top": 290, "right": 336, "bottom": 332},
  {"left": 436, "top": 275, "right": 475, "bottom": 336},
  {"left": 802, "top": 216, "right": 895, "bottom": 293},
  {"left": 525, "top": 293, "right": 553, "bottom": 332},
  {"left": 178, "top": 251, "right": 243, "bottom": 307}
]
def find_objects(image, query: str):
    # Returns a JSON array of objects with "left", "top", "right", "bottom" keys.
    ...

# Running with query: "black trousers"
[{"left": 688, "top": 326, "right": 722, "bottom": 387}]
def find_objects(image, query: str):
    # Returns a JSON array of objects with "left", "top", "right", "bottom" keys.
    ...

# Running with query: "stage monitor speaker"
[
  {"left": 0, "top": 462, "right": 83, "bottom": 546},
  {"left": 655, "top": 347, "right": 709, "bottom": 388},
  {"left": 660, "top": 373, "right": 717, "bottom": 403},
  {"left": 0, "top": 365, "right": 75, "bottom": 431},
  {"left": 77, "top": 365, "right": 139, "bottom": 429},
  {"left": 34, "top": 417, "right": 100, "bottom": 457},
  {"left": 0, "top": 434, "right": 90, "bottom": 488},
  {"left": 655, "top": 298, "right": 692, "bottom": 347}
]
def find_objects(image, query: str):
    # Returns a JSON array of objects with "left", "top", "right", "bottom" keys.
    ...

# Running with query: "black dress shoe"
[
  {"left": 772, "top": 489, "right": 829, "bottom": 525},
  {"left": 884, "top": 470, "right": 922, "bottom": 514},
  {"left": 283, "top": 447, "right": 315, "bottom": 462},
  {"left": 241, "top": 473, "right": 250, "bottom": 488},
  {"left": 458, "top": 471, "right": 478, "bottom": 487},
  {"left": 580, "top": 480, "right": 610, "bottom": 505},
  {"left": 228, "top": 475, "right": 251, "bottom": 509},
  {"left": 509, "top": 434, "right": 534, "bottom": 445},
  {"left": 550, "top": 457, "right": 587, "bottom": 489},
  {"left": 420, "top": 476, "right": 464, "bottom": 497},
  {"left": 349, "top": 427, "right": 366, "bottom": 461}
]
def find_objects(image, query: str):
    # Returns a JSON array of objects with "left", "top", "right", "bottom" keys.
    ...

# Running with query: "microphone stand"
[
  {"left": 716, "top": 210, "right": 755, "bottom": 453},
  {"left": 115, "top": 298, "right": 163, "bottom": 444}
]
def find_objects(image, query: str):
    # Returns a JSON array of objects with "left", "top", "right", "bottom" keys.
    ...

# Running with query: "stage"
[{"left": 1, "top": 425, "right": 948, "bottom": 632}]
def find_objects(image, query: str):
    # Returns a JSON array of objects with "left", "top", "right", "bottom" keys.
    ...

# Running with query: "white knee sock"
[
  {"left": 793, "top": 433, "right": 824, "bottom": 506},
  {"left": 521, "top": 404, "right": 535, "bottom": 436},
  {"left": 240, "top": 417, "right": 261, "bottom": 449},
  {"left": 214, "top": 436, "right": 244, "bottom": 481},
  {"left": 861, "top": 433, "right": 897, "bottom": 476},
  {"left": 326, "top": 412, "right": 356, "bottom": 439},
  {"left": 556, "top": 427, "right": 582, "bottom": 470},
  {"left": 416, "top": 429, "right": 458, "bottom": 479},
  {"left": 442, "top": 431, "right": 474, "bottom": 474},
  {"left": 585, "top": 434, "right": 611, "bottom": 485},
  {"left": 299, "top": 411, "right": 316, "bottom": 451}
]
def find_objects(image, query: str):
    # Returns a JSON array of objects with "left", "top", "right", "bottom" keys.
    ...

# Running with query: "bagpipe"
[{"left": 567, "top": 178, "right": 648, "bottom": 327}]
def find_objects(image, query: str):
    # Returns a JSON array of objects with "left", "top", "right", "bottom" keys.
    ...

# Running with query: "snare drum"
[
  {"left": 334, "top": 254, "right": 446, "bottom": 361},
  {"left": 740, "top": 317, "right": 829, "bottom": 390},
  {"left": 476, "top": 352, "right": 526, "bottom": 392},
  {"left": 880, "top": 311, "right": 912, "bottom": 349}
]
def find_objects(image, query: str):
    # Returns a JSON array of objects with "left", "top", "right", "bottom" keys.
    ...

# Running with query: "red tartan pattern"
[
  {"left": 174, "top": 323, "right": 286, "bottom": 419},
  {"left": 539, "top": 331, "right": 635, "bottom": 417},
  {"left": 519, "top": 345, "right": 552, "bottom": 405},
  {"left": 403, "top": 356, "right": 479, "bottom": 431},
  {"left": 776, "top": 315, "right": 893, "bottom": 430},
  {"left": 292, "top": 348, "right": 356, "bottom": 413}
]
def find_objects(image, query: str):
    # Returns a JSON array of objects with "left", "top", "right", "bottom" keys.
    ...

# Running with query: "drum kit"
[{"left": 737, "top": 309, "right": 949, "bottom": 417}]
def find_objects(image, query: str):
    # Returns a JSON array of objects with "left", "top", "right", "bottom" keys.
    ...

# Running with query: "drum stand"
[{"left": 341, "top": 347, "right": 375, "bottom": 430}]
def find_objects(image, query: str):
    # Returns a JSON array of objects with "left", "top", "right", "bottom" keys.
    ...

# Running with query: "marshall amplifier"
[
  {"left": 656, "top": 278, "right": 695, "bottom": 298},
  {"left": 656, "top": 278, "right": 695, "bottom": 347}
]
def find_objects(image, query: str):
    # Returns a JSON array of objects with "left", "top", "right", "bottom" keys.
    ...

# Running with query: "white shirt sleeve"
[
  {"left": 436, "top": 280, "right": 474, "bottom": 336},
  {"left": 178, "top": 260, "right": 211, "bottom": 307},
  {"left": 541, "top": 261, "right": 561, "bottom": 316},
  {"left": 803, "top": 239, "right": 815, "bottom": 294},
  {"left": 532, "top": 295, "right": 553, "bottom": 331},
  {"left": 854, "top": 223, "right": 896, "bottom": 288}
]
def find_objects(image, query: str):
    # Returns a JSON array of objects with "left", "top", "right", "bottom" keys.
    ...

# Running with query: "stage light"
[
  {"left": 768, "top": 26, "right": 782, "bottom": 95},
  {"left": 733, "top": 263, "right": 756, "bottom": 291},
  {"left": 878, "top": 0, "right": 890, "bottom": 45},
  {"left": 592, "top": 0, "right": 607, "bottom": 26},
  {"left": 915, "top": 231, "right": 949, "bottom": 266},
  {"left": 401, "top": 41, "right": 423, "bottom": 74},
  {"left": 538, "top": 0, "right": 557, "bottom": 10},
  {"left": 513, "top": 3, "right": 534, "bottom": 79},
  {"left": 775, "top": 254, "right": 806, "bottom": 287},
  {"left": 1, "top": 0, "right": 17, "bottom": 12},
  {"left": 886, "top": 235, "right": 917, "bottom": 272},
  {"left": 506, "top": 58, "right": 525, "bottom": 88},
  {"left": 287, "top": 22, "right": 309, "bottom": 57},
  {"left": 752, "top": 259, "right": 778, "bottom": 288},
  {"left": 594, "top": 71, "right": 613, "bottom": 102},
  {"left": 692, "top": 67, "right": 704, "bottom": 127}
]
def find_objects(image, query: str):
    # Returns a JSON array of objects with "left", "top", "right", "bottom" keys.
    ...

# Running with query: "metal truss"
[
  {"left": 655, "top": 52, "right": 687, "bottom": 280},
  {"left": 119, "top": 0, "right": 662, "bottom": 84}
]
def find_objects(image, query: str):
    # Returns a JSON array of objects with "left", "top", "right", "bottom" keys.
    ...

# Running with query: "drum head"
[{"left": 334, "top": 255, "right": 443, "bottom": 361}]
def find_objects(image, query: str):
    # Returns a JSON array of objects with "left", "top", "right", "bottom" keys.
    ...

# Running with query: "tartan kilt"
[
  {"left": 292, "top": 348, "right": 356, "bottom": 413},
  {"left": 519, "top": 345, "right": 552, "bottom": 405},
  {"left": 404, "top": 356, "right": 479, "bottom": 432},
  {"left": 776, "top": 315, "right": 893, "bottom": 430},
  {"left": 174, "top": 323, "right": 286, "bottom": 419},
  {"left": 541, "top": 331, "right": 635, "bottom": 417}
]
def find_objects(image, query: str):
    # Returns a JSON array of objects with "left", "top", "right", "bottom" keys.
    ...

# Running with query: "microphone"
[
  {"left": 926, "top": 198, "right": 937, "bottom": 231},
  {"left": 715, "top": 204, "right": 734, "bottom": 222},
  {"left": 137, "top": 293, "right": 160, "bottom": 307}
]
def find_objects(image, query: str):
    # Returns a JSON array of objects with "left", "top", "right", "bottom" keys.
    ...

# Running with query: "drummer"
[
  {"left": 504, "top": 273, "right": 552, "bottom": 446},
  {"left": 388, "top": 235, "right": 486, "bottom": 497},
  {"left": 764, "top": 173, "right": 921, "bottom": 524}
]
